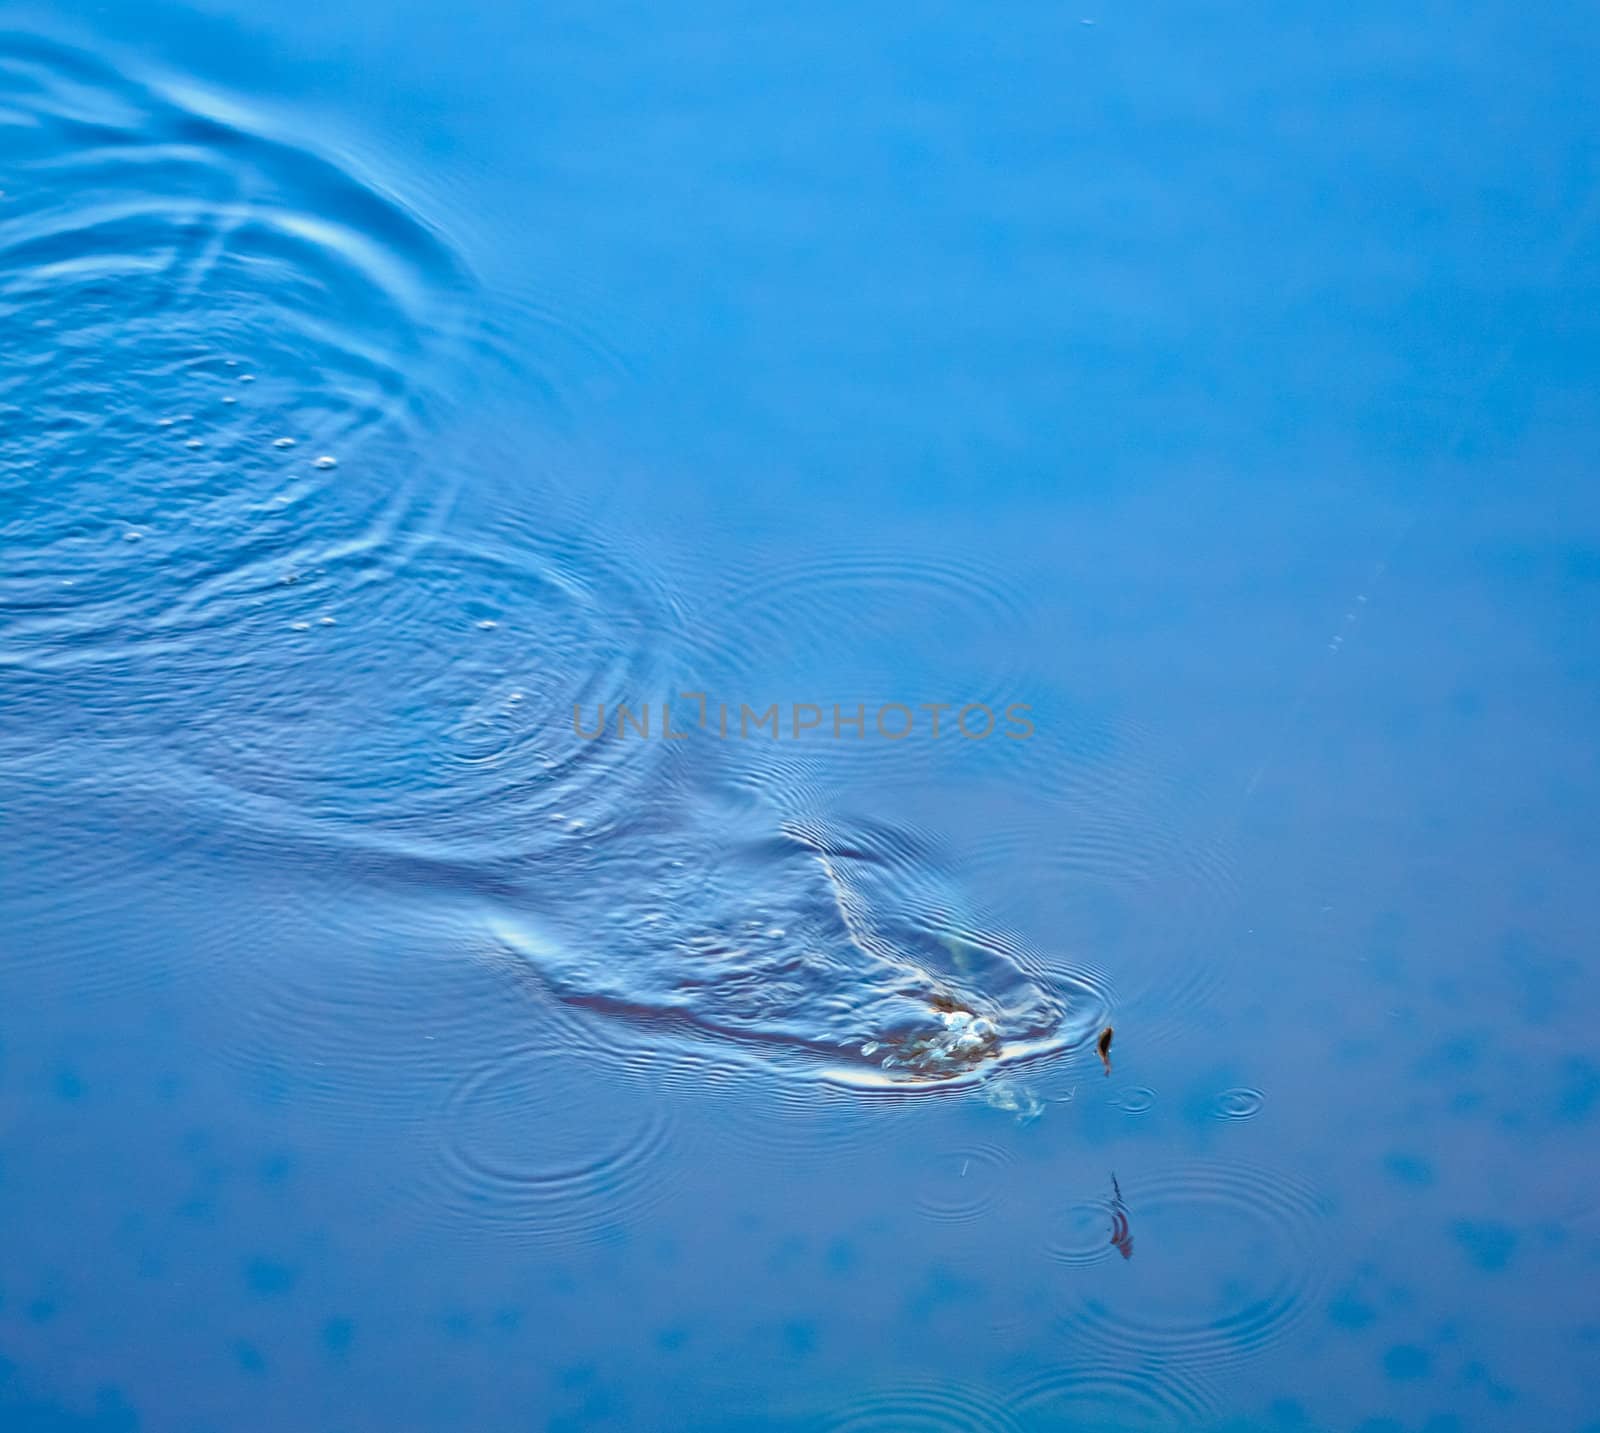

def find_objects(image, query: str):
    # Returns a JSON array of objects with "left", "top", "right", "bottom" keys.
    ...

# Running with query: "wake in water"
[
  {"left": 1, "top": 32, "right": 1107, "bottom": 1093},
  {"left": 488, "top": 766, "right": 1109, "bottom": 1088}
]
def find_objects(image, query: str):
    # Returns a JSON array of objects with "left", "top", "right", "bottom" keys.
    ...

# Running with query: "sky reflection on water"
[{"left": 3, "top": 3, "right": 1599, "bottom": 1430}]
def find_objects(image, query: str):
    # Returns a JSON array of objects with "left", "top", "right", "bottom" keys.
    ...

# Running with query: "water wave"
[
  {"left": 1046, "top": 1193, "right": 1126, "bottom": 1268},
  {"left": 1056, "top": 1160, "right": 1331, "bottom": 1369},
  {"left": 0, "top": 32, "right": 480, "bottom": 677},
  {"left": 152, "top": 522, "right": 682, "bottom": 864},
  {"left": 489, "top": 784, "right": 1110, "bottom": 1090},
  {"left": 676, "top": 548, "right": 1040, "bottom": 792},
  {"left": 1209, "top": 1086, "right": 1265, "bottom": 1120},
  {"left": 2, "top": 33, "right": 1109, "bottom": 1102},
  {"left": 911, "top": 1140, "right": 1016, "bottom": 1224},
  {"left": 1010, "top": 1360, "right": 1223, "bottom": 1430},
  {"left": 423, "top": 1039, "right": 682, "bottom": 1247},
  {"left": 823, "top": 1380, "right": 1024, "bottom": 1433}
]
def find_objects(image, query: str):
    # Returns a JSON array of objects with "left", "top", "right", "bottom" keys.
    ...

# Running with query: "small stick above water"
[{"left": 1097, "top": 1025, "right": 1114, "bottom": 1076}]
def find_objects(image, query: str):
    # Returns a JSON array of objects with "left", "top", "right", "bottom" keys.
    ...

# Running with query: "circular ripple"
[
  {"left": 677, "top": 550, "right": 1039, "bottom": 791},
  {"left": 1112, "top": 1086, "right": 1157, "bottom": 1115},
  {"left": 1046, "top": 1196, "right": 1120, "bottom": 1268},
  {"left": 151, "top": 523, "right": 681, "bottom": 864},
  {"left": 1210, "top": 1086, "right": 1265, "bottom": 1120},
  {"left": 970, "top": 710, "right": 1237, "bottom": 893},
  {"left": 966, "top": 712, "right": 1242, "bottom": 1064},
  {"left": 1060, "top": 1160, "right": 1330, "bottom": 1369},
  {"left": 0, "top": 33, "right": 480, "bottom": 676},
  {"left": 1011, "top": 1361, "right": 1223, "bottom": 1430},
  {"left": 426, "top": 1040, "right": 678, "bottom": 1247},
  {"left": 824, "top": 1381, "right": 1023, "bottom": 1433},
  {"left": 694, "top": 551, "right": 1031, "bottom": 680},
  {"left": 913, "top": 1141, "right": 1016, "bottom": 1225}
]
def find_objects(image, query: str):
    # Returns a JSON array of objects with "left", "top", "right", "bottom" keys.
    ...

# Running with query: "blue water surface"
[{"left": 3, "top": 2, "right": 1598, "bottom": 1429}]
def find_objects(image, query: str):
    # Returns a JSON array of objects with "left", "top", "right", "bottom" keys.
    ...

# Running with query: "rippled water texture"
[
  {"left": 8, "top": 8, "right": 1596, "bottom": 1432},
  {"left": 493, "top": 790, "right": 1110, "bottom": 1086},
  {"left": 0, "top": 33, "right": 1111, "bottom": 1093},
  {"left": 0, "top": 36, "right": 480, "bottom": 681}
]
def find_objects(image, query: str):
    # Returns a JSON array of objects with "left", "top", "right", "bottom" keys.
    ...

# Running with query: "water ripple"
[
  {"left": 1045, "top": 1195, "right": 1122, "bottom": 1268},
  {"left": 1209, "top": 1086, "right": 1266, "bottom": 1120},
  {"left": 1010, "top": 1360, "right": 1223, "bottom": 1430},
  {"left": 489, "top": 789, "right": 1111, "bottom": 1092},
  {"left": 912, "top": 1141, "right": 1016, "bottom": 1225},
  {"left": 823, "top": 1381, "right": 1024, "bottom": 1433},
  {"left": 1058, "top": 1160, "right": 1331, "bottom": 1369},
  {"left": 424, "top": 1041, "right": 679, "bottom": 1248},
  {"left": 698, "top": 1062, "right": 916, "bottom": 1168},
  {"left": 1112, "top": 1086, "right": 1157, "bottom": 1115},
  {"left": 0, "top": 32, "right": 480, "bottom": 678},
  {"left": 153, "top": 524, "right": 681, "bottom": 864},
  {"left": 185, "top": 875, "right": 518, "bottom": 1139},
  {"left": 678, "top": 548, "right": 1038, "bottom": 791},
  {"left": 4, "top": 31, "right": 1110, "bottom": 1112}
]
